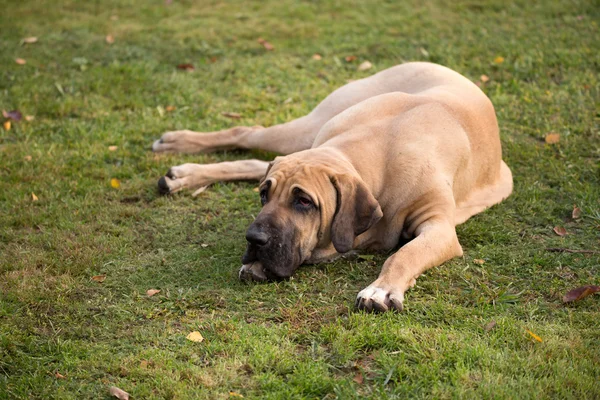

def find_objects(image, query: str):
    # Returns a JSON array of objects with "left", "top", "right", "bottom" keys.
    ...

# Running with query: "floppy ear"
[{"left": 330, "top": 174, "right": 383, "bottom": 253}]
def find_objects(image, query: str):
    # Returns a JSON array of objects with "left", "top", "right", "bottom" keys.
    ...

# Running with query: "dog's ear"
[{"left": 330, "top": 174, "right": 382, "bottom": 253}]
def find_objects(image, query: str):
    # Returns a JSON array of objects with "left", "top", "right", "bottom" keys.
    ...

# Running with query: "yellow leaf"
[
  {"left": 480, "top": 74, "right": 490, "bottom": 83},
  {"left": 494, "top": 56, "right": 504, "bottom": 64},
  {"left": 109, "top": 386, "right": 130, "bottom": 400},
  {"left": 473, "top": 259, "right": 485, "bottom": 265},
  {"left": 15, "top": 58, "right": 26, "bottom": 65},
  {"left": 544, "top": 133, "right": 560, "bottom": 144},
  {"left": 110, "top": 178, "right": 120, "bottom": 189},
  {"left": 92, "top": 274, "right": 106, "bottom": 283},
  {"left": 186, "top": 331, "right": 204, "bottom": 343},
  {"left": 108, "top": 145, "right": 118, "bottom": 151},
  {"left": 3, "top": 121, "right": 10, "bottom": 131},
  {"left": 526, "top": 329, "right": 543, "bottom": 342},
  {"left": 229, "top": 392, "right": 244, "bottom": 398},
  {"left": 146, "top": 289, "right": 161, "bottom": 297},
  {"left": 31, "top": 192, "right": 38, "bottom": 201},
  {"left": 105, "top": 35, "right": 115, "bottom": 44},
  {"left": 358, "top": 61, "right": 373, "bottom": 71},
  {"left": 25, "top": 115, "right": 35, "bottom": 121},
  {"left": 22, "top": 37, "right": 38, "bottom": 44},
  {"left": 312, "top": 54, "right": 322, "bottom": 60}
]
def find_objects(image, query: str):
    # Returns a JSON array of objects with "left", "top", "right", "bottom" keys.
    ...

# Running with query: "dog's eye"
[
  {"left": 296, "top": 196, "right": 314, "bottom": 208},
  {"left": 260, "top": 190, "right": 268, "bottom": 205}
]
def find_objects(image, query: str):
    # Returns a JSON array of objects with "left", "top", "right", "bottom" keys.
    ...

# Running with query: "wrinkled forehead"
[{"left": 261, "top": 158, "right": 327, "bottom": 199}]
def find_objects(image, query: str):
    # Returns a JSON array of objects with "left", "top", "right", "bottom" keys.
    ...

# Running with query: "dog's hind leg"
[
  {"left": 152, "top": 114, "right": 322, "bottom": 156},
  {"left": 157, "top": 160, "right": 270, "bottom": 195}
]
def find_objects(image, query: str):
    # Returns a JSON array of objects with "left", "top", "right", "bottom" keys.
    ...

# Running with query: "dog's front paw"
[{"left": 356, "top": 282, "right": 404, "bottom": 312}]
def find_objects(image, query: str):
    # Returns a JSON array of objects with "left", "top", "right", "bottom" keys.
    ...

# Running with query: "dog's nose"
[{"left": 246, "top": 225, "right": 269, "bottom": 246}]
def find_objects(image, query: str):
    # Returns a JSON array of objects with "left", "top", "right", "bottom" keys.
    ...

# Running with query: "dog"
[{"left": 153, "top": 62, "right": 513, "bottom": 312}]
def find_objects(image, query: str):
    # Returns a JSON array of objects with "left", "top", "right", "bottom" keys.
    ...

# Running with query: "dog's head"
[{"left": 240, "top": 150, "right": 382, "bottom": 281}]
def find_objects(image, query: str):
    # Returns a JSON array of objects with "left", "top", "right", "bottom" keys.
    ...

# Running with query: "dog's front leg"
[{"left": 356, "top": 217, "right": 463, "bottom": 312}]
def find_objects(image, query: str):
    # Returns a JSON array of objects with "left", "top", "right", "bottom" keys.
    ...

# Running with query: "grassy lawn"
[{"left": 1, "top": 0, "right": 599, "bottom": 398}]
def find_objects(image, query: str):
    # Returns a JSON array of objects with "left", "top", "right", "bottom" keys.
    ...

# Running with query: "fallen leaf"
[
  {"left": 109, "top": 386, "right": 130, "bottom": 400},
  {"left": 31, "top": 192, "right": 38, "bottom": 201},
  {"left": 544, "top": 133, "right": 560, "bottom": 144},
  {"left": 186, "top": 331, "right": 204, "bottom": 343},
  {"left": 3, "top": 121, "right": 11, "bottom": 131},
  {"left": 222, "top": 112, "right": 241, "bottom": 119},
  {"left": 473, "top": 259, "right": 485, "bottom": 265},
  {"left": 110, "top": 15, "right": 119, "bottom": 20},
  {"left": 257, "top": 38, "right": 274, "bottom": 50},
  {"left": 229, "top": 392, "right": 244, "bottom": 398},
  {"left": 165, "top": 105, "right": 176, "bottom": 112},
  {"left": 484, "top": 320, "right": 497, "bottom": 332},
  {"left": 3, "top": 110, "right": 23, "bottom": 121},
  {"left": 108, "top": 145, "right": 118, "bottom": 151},
  {"left": 494, "top": 56, "right": 504, "bottom": 64},
  {"left": 15, "top": 58, "right": 26, "bottom": 65},
  {"left": 562, "top": 285, "right": 600, "bottom": 303},
  {"left": 345, "top": 55, "right": 357, "bottom": 62},
  {"left": 22, "top": 36, "right": 38, "bottom": 44},
  {"left": 480, "top": 74, "right": 490, "bottom": 83},
  {"left": 176, "top": 63, "right": 195, "bottom": 71},
  {"left": 54, "top": 371, "right": 65, "bottom": 379},
  {"left": 24, "top": 155, "right": 32, "bottom": 161},
  {"left": 201, "top": 243, "right": 208, "bottom": 248},
  {"left": 312, "top": 54, "right": 322, "bottom": 60},
  {"left": 353, "top": 372, "right": 364, "bottom": 384},
  {"left": 358, "top": 61, "right": 372, "bottom": 71},
  {"left": 110, "top": 178, "right": 121, "bottom": 189},
  {"left": 25, "top": 115, "right": 35, "bottom": 121},
  {"left": 92, "top": 274, "right": 106, "bottom": 283},
  {"left": 253, "top": 187, "right": 259, "bottom": 192},
  {"left": 419, "top": 47, "right": 429, "bottom": 57},
  {"left": 572, "top": 205, "right": 581, "bottom": 219},
  {"left": 553, "top": 226, "right": 567, "bottom": 236},
  {"left": 139, "top": 360, "right": 149, "bottom": 368},
  {"left": 525, "top": 329, "right": 542, "bottom": 342},
  {"left": 146, "top": 289, "right": 161, "bottom": 297},
  {"left": 106, "top": 35, "right": 115, "bottom": 44}
]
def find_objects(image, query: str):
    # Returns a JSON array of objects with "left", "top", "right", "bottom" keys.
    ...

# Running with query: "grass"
[{"left": 1, "top": 0, "right": 599, "bottom": 398}]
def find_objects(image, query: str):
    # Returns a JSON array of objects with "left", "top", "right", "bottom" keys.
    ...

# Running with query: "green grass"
[{"left": 1, "top": 0, "right": 599, "bottom": 398}]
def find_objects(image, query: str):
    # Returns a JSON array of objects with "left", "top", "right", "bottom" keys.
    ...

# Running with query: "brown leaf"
[
  {"left": 312, "top": 54, "right": 322, "bottom": 60},
  {"left": 525, "top": 329, "right": 542, "bottom": 342},
  {"left": 165, "top": 105, "right": 176, "bottom": 112},
  {"left": 54, "top": 371, "right": 66, "bottom": 379},
  {"left": 222, "top": 112, "right": 241, "bottom": 119},
  {"left": 357, "top": 61, "right": 372, "bottom": 71},
  {"left": 106, "top": 35, "right": 115, "bottom": 44},
  {"left": 24, "top": 155, "right": 32, "bottom": 161},
  {"left": 484, "top": 320, "right": 497, "bottom": 332},
  {"left": 15, "top": 58, "right": 26, "bottom": 65},
  {"left": 572, "top": 205, "right": 581, "bottom": 219},
  {"left": 473, "top": 259, "right": 485, "bottom": 265},
  {"left": 139, "top": 360, "right": 149, "bottom": 368},
  {"left": 544, "top": 133, "right": 560, "bottom": 144},
  {"left": 553, "top": 226, "right": 567, "bottom": 236},
  {"left": 31, "top": 192, "right": 38, "bottom": 202},
  {"left": 109, "top": 386, "right": 130, "bottom": 400},
  {"left": 108, "top": 145, "right": 118, "bottom": 151},
  {"left": 186, "top": 331, "right": 204, "bottom": 342},
  {"left": 176, "top": 63, "right": 195, "bottom": 71},
  {"left": 3, "top": 110, "right": 22, "bottom": 121},
  {"left": 22, "top": 36, "right": 38, "bottom": 44},
  {"left": 25, "top": 115, "right": 35, "bottom": 121},
  {"left": 257, "top": 38, "right": 274, "bottom": 51},
  {"left": 345, "top": 55, "right": 357, "bottom": 62},
  {"left": 480, "top": 74, "right": 490, "bottom": 83},
  {"left": 562, "top": 285, "right": 600, "bottom": 303},
  {"left": 146, "top": 289, "right": 161, "bottom": 297},
  {"left": 353, "top": 372, "right": 364, "bottom": 384},
  {"left": 3, "top": 121, "right": 10, "bottom": 131},
  {"left": 92, "top": 274, "right": 106, "bottom": 283}
]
